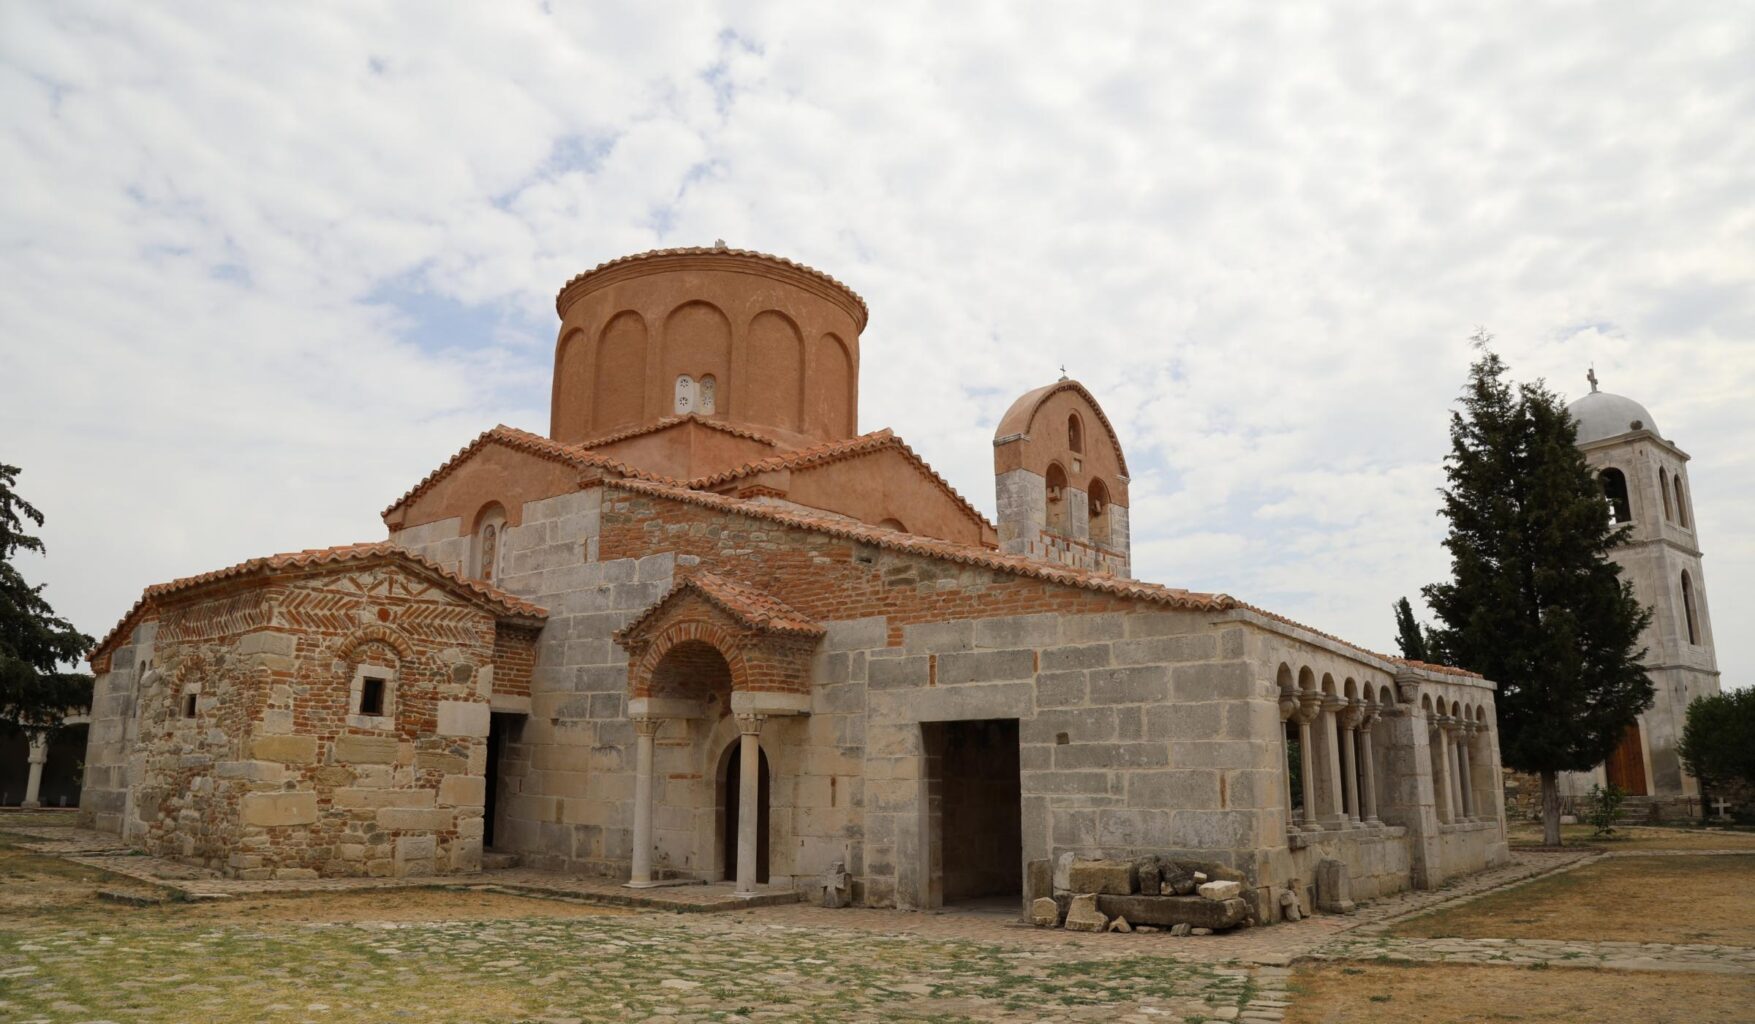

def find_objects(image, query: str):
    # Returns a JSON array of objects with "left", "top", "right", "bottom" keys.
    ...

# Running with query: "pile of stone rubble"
[{"left": 1030, "top": 853, "right": 1257, "bottom": 935}]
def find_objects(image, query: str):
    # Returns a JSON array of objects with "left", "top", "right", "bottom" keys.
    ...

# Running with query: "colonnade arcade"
[
  {"left": 612, "top": 573, "right": 823, "bottom": 895},
  {"left": 1276, "top": 664, "right": 1495, "bottom": 833}
]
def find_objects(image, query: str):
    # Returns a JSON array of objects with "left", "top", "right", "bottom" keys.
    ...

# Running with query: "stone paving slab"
[
  {"left": 59, "top": 851, "right": 803, "bottom": 911},
  {"left": 1311, "top": 934, "right": 1755, "bottom": 974},
  {"left": 0, "top": 824, "right": 135, "bottom": 855}
]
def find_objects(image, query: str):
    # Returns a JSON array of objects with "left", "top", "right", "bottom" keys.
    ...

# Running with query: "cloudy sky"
[{"left": 3, "top": 3, "right": 1750, "bottom": 687}]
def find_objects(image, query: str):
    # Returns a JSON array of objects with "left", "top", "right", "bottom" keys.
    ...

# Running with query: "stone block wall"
[
  {"left": 78, "top": 620, "right": 157, "bottom": 834},
  {"left": 116, "top": 563, "right": 506, "bottom": 879}
]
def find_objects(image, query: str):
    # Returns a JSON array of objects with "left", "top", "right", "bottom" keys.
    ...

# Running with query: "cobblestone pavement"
[
  {"left": 1309, "top": 934, "right": 1755, "bottom": 975},
  {"left": 4, "top": 821, "right": 1750, "bottom": 1022}
]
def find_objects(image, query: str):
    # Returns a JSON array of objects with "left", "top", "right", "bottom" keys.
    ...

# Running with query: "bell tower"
[
  {"left": 1567, "top": 374, "right": 1720, "bottom": 813},
  {"left": 992, "top": 378, "right": 1132, "bottom": 577}
]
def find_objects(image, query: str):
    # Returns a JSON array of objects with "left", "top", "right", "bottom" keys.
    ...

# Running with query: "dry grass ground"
[
  {"left": 1391, "top": 854, "right": 1755, "bottom": 945},
  {"left": 1507, "top": 821, "right": 1755, "bottom": 851},
  {"left": 1287, "top": 962, "right": 1755, "bottom": 1024}
]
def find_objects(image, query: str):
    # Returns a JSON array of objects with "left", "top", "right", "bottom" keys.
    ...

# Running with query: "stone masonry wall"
[
  {"left": 126, "top": 564, "right": 501, "bottom": 879},
  {"left": 78, "top": 620, "right": 157, "bottom": 834}
]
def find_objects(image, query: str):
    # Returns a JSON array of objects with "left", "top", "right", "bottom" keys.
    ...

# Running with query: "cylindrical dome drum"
[{"left": 550, "top": 247, "right": 867, "bottom": 446}]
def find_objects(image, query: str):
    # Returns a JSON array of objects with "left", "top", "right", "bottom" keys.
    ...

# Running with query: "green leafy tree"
[
  {"left": 1677, "top": 689, "right": 1755, "bottom": 791},
  {"left": 1421, "top": 341, "right": 1654, "bottom": 846},
  {"left": 1, "top": 463, "right": 93, "bottom": 730},
  {"left": 1393, "top": 596, "right": 1433, "bottom": 662}
]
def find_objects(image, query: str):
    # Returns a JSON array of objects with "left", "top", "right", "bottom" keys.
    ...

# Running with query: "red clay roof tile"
[
  {"left": 381, "top": 424, "right": 678, "bottom": 522},
  {"left": 614, "top": 571, "right": 824, "bottom": 644},
  {"left": 89, "top": 542, "right": 547, "bottom": 668},
  {"left": 603, "top": 478, "right": 1482, "bottom": 680},
  {"left": 574, "top": 414, "right": 786, "bottom": 452}
]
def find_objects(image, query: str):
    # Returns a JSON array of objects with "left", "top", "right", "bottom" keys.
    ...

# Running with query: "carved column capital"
[
  {"left": 1295, "top": 691, "right": 1323, "bottom": 724},
  {"left": 631, "top": 715, "right": 664, "bottom": 738},
  {"left": 735, "top": 712, "right": 767, "bottom": 736}
]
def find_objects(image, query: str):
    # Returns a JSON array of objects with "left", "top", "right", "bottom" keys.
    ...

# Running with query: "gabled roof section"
[
  {"left": 687, "top": 429, "right": 996, "bottom": 533},
  {"left": 381, "top": 424, "right": 675, "bottom": 522},
  {"left": 613, "top": 571, "right": 824, "bottom": 646},
  {"left": 608, "top": 478, "right": 1226, "bottom": 609},
  {"left": 995, "top": 379, "right": 1131, "bottom": 476},
  {"left": 601, "top": 478, "right": 1483, "bottom": 680},
  {"left": 90, "top": 542, "right": 548, "bottom": 670},
  {"left": 574, "top": 413, "right": 786, "bottom": 452}
]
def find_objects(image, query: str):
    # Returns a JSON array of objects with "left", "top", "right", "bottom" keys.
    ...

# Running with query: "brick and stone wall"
[
  {"left": 389, "top": 480, "right": 1506, "bottom": 915},
  {"left": 116, "top": 562, "right": 512, "bottom": 879}
]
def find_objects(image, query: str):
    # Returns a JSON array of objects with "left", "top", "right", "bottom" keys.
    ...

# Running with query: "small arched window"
[
  {"left": 472, "top": 504, "right": 507, "bottom": 582},
  {"left": 1088, "top": 478, "right": 1111, "bottom": 545},
  {"left": 1068, "top": 414, "right": 1083, "bottom": 454},
  {"left": 1681, "top": 571, "right": 1700, "bottom": 645},
  {"left": 1674, "top": 476, "right": 1690, "bottom": 529},
  {"left": 1600, "top": 469, "right": 1632, "bottom": 524},
  {"left": 1659, "top": 468, "right": 1673, "bottom": 522},
  {"left": 1045, "top": 462, "right": 1069, "bottom": 533},
  {"left": 674, "top": 374, "right": 695, "bottom": 414},
  {"left": 877, "top": 517, "right": 907, "bottom": 533},
  {"left": 697, "top": 375, "right": 717, "bottom": 415}
]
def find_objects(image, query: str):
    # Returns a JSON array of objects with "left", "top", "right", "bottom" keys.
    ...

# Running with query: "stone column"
[
  {"left": 1295, "top": 692, "right": 1321, "bottom": 830},
  {"left": 734, "top": 713, "right": 765, "bottom": 896},
  {"left": 1450, "top": 724, "right": 1468, "bottom": 821},
  {"left": 1433, "top": 717, "right": 1455, "bottom": 825},
  {"left": 1278, "top": 693, "right": 1299, "bottom": 833},
  {"left": 1359, "top": 710, "right": 1382, "bottom": 826},
  {"left": 1340, "top": 701, "right": 1362, "bottom": 827},
  {"left": 626, "top": 716, "right": 663, "bottom": 887},
  {"left": 21, "top": 731, "right": 48, "bottom": 809},
  {"left": 1322, "top": 694, "right": 1347, "bottom": 828},
  {"left": 1457, "top": 726, "right": 1476, "bottom": 820}
]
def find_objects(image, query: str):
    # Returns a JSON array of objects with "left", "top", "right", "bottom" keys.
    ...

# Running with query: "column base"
[
  {"left": 20, "top": 800, "right": 41, "bottom": 810},
  {"left": 623, "top": 878, "right": 699, "bottom": 890}
]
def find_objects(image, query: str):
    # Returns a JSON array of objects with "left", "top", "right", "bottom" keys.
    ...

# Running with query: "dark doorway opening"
[
  {"left": 926, "top": 718, "right": 1022, "bottom": 906},
  {"left": 722, "top": 744, "right": 771, "bottom": 884},
  {"left": 484, "top": 712, "right": 522, "bottom": 848},
  {"left": 0, "top": 723, "right": 87, "bottom": 807}
]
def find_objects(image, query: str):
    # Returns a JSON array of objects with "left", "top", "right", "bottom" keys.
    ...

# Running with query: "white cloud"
[{"left": 2, "top": 2, "right": 1750, "bottom": 688}]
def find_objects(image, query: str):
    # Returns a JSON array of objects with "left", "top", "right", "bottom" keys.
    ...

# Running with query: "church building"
[
  {"left": 1562, "top": 379, "right": 1721, "bottom": 817},
  {"left": 80, "top": 246, "right": 1509, "bottom": 919}
]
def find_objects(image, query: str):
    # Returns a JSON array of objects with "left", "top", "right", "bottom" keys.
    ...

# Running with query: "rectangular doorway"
[
  {"left": 484, "top": 712, "right": 524, "bottom": 849},
  {"left": 924, "top": 718, "right": 1022, "bottom": 909}
]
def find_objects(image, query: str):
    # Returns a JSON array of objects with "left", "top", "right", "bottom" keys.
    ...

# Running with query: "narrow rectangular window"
[
  {"left": 183, "top": 692, "right": 198, "bottom": 718},
  {"left": 359, "top": 676, "right": 386, "bottom": 717}
]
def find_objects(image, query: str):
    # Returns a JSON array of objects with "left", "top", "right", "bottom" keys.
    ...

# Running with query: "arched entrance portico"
[{"left": 613, "top": 572, "right": 824, "bottom": 896}]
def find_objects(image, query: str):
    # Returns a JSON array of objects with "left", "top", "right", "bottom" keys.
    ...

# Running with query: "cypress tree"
[
  {"left": 1421, "top": 345, "right": 1653, "bottom": 846},
  {"left": 1392, "top": 597, "right": 1430, "bottom": 662}
]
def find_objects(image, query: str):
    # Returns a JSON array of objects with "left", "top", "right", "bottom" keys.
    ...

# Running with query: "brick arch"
[
  {"left": 630, "top": 620, "right": 752, "bottom": 700},
  {"left": 335, "top": 624, "right": 416, "bottom": 666}
]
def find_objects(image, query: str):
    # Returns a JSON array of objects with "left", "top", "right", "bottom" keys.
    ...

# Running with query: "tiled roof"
[
  {"left": 555, "top": 246, "right": 869, "bottom": 326},
  {"left": 615, "top": 571, "right": 824, "bottom": 644},
  {"left": 603, "top": 478, "right": 1483, "bottom": 680},
  {"left": 606, "top": 478, "right": 1234, "bottom": 611},
  {"left": 687, "top": 429, "right": 997, "bottom": 533},
  {"left": 381, "top": 424, "right": 676, "bottom": 521},
  {"left": 89, "top": 542, "right": 548, "bottom": 668},
  {"left": 574, "top": 414, "right": 785, "bottom": 452}
]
